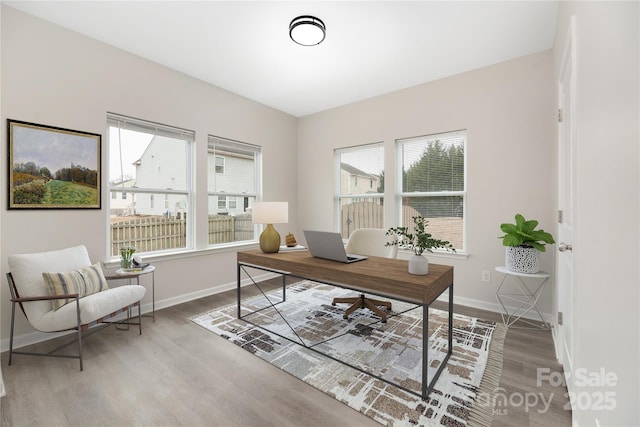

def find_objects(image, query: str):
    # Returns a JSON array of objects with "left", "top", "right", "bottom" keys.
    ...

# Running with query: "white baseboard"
[
  {"left": 438, "top": 293, "right": 554, "bottom": 325},
  {"left": 2, "top": 274, "right": 552, "bottom": 353},
  {"left": 0, "top": 271, "right": 278, "bottom": 353}
]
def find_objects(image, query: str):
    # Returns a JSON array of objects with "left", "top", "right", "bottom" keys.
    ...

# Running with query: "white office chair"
[{"left": 331, "top": 228, "right": 397, "bottom": 322}]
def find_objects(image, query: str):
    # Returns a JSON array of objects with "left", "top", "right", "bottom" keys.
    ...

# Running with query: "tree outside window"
[{"left": 398, "top": 130, "right": 466, "bottom": 251}]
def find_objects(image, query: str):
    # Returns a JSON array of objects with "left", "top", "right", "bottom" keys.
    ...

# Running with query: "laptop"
[{"left": 303, "top": 230, "right": 368, "bottom": 263}]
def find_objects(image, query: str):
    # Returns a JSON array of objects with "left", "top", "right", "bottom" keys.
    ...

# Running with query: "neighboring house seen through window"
[
  {"left": 335, "top": 143, "right": 384, "bottom": 239},
  {"left": 208, "top": 135, "right": 261, "bottom": 246},
  {"left": 334, "top": 131, "right": 466, "bottom": 253},
  {"left": 107, "top": 113, "right": 194, "bottom": 256}
]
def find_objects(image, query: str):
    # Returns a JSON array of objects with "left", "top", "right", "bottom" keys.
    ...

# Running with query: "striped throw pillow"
[{"left": 42, "top": 263, "right": 110, "bottom": 311}]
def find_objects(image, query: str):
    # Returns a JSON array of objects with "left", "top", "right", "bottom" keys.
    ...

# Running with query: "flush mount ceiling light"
[{"left": 289, "top": 15, "right": 326, "bottom": 46}]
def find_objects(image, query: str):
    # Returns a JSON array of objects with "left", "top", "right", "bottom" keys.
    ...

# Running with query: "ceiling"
[{"left": 4, "top": 1, "right": 559, "bottom": 117}]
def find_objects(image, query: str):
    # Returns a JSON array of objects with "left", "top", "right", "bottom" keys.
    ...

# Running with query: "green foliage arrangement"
[
  {"left": 386, "top": 216, "right": 455, "bottom": 255},
  {"left": 499, "top": 213, "right": 555, "bottom": 252}
]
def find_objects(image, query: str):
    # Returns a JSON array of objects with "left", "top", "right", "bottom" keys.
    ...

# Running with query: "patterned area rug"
[{"left": 191, "top": 281, "right": 505, "bottom": 427}]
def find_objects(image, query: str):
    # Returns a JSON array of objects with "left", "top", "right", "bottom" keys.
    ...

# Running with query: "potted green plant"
[
  {"left": 499, "top": 213, "right": 555, "bottom": 273},
  {"left": 387, "top": 216, "right": 455, "bottom": 275}
]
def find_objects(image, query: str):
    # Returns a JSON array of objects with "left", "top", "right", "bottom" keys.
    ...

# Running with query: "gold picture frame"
[{"left": 8, "top": 119, "right": 101, "bottom": 209}]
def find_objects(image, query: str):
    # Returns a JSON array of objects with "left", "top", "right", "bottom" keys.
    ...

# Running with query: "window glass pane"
[
  {"left": 401, "top": 132, "right": 464, "bottom": 192},
  {"left": 401, "top": 195, "right": 464, "bottom": 249},
  {"left": 208, "top": 195, "right": 256, "bottom": 245},
  {"left": 339, "top": 196, "right": 383, "bottom": 239},
  {"left": 398, "top": 130, "right": 466, "bottom": 251},
  {"left": 209, "top": 137, "right": 258, "bottom": 194},
  {"left": 108, "top": 114, "right": 193, "bottom": 256},
  {"left": 339, "top": 144, "right": 384, "bottom": 195},
  {"left": 109, "top": 191, "right": 188, "bottom": 255},
  {"left": 336, "top": 143, "right": 384, "bottom": 237},
  {"left": 208, "top": 136, "right": 260, "bottom": 246}
]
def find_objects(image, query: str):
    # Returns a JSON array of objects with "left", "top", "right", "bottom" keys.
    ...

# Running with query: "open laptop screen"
[{"left": 303, "top": 230, "right": 367, "bottom": 263}]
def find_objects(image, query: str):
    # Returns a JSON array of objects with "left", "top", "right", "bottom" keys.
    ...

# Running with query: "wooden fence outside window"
[{"left": 110, "top": 213, "right": 254, "bottom": 256}]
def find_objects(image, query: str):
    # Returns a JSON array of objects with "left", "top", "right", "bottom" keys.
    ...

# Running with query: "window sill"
[
  {"left": 395, "top": 249, "right": 469, "bottom": 261},
  {"left": 104, "top": 241, "right": 259, "bottom": 268}
]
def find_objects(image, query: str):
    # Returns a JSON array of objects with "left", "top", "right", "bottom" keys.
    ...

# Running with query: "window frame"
[
  {"left": 396, "top": 130, "right": 467, "bottom": 253},
  {"left": 215, "top": 156, "right": 225, "bottom": 174},
  {"left": 208, "top": 135, "right": 261, "bottom": 247},
  {"left": 107, "top": 113, "right": 195, "bottom": 257},
  {"left": 335, "top": 142, "right": 385, "bottom": 238}
]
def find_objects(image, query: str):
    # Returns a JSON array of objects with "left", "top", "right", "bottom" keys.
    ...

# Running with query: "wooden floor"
[{"left": 1, "top": 281, "right": 571, "bottom": 427}]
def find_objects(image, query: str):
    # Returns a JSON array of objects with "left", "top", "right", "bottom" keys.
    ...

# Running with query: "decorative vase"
[
  {"left": 505, "top": 246, "right": 540, "bottom": 273},
  {"left": 408, "top": 254, "right": 429, "bottom": 275}
]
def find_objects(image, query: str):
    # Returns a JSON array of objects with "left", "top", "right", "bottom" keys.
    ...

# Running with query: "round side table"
[{"left": 110, "top": 266, "right": 156, "bottom": 321}]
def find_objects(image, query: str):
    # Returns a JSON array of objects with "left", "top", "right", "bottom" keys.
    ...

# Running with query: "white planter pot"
[
  {"left": 505, "top": 246, "right": 540, "bottom": 273},
  {"left": 408, "top": 254, "right": 429, "bottom": 275}
]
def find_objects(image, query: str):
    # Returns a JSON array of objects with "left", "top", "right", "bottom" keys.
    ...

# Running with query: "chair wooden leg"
[
  {"left": 363, "top": 299, "right": 388, "bottom": 323},
  {"left": 332, "top": 297, "right": 360, "bottom": 306},
  {"left": 335, "top": 294, "right": 392, "bottom": 322},
  {"left": 343, "top": 297, "right": 365, "bottom": 318}
]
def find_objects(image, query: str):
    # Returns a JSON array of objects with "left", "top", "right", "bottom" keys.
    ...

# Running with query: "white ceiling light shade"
[{"left": 289, "top": 15, "right": 326, "bottom": 46}]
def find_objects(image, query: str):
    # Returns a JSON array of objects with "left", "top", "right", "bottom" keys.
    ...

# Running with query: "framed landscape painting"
[{"left": 8, "top": 119, "right": 101, "bottom": 209}]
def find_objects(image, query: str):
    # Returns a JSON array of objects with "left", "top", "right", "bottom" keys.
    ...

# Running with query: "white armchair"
[{"left": 7, "top": 245, "right": 146, "bottom": 370}]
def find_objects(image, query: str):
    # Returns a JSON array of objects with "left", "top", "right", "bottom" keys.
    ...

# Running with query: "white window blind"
[{"left": 397, "top": 130, "right": 466, "bottom": 251}]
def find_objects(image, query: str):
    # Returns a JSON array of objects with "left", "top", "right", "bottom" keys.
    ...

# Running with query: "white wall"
[
  {"left": 554, "top": 2, "right": 639, "bottom": 426},
  {"left": 0, "top": 6, "right": 298, "bottom": 344},
  {"left": 297, "top": 50, "right": 556, "bottom": 315}
]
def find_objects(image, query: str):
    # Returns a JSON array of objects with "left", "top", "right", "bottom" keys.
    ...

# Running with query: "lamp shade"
[{"left": 252, "top": 202, "right": 288, "bottom": 224}]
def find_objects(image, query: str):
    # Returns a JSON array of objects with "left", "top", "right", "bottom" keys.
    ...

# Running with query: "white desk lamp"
[{"left": 252, "top": 202, "right": 288, "bottom": 253}]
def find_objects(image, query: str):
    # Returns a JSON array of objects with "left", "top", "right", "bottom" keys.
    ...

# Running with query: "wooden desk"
[{"left": 237, "top": 249, "right": 454, "bottom": 399}]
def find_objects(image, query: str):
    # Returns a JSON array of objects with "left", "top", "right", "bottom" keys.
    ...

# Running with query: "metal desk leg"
[
  {"left": 150, "top": 270, "right": 155, "bottom": 321},
  {"left": 421, "top": 283, "right": 454, "bottom": 400},
  {"left": 237, "top": 262, "right": 242, "bottom": 318},
  {"left": 422, "top": 303, "right": 429, "bottom": 399}
]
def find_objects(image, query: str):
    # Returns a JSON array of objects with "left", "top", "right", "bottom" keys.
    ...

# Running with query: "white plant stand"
[{"left": 495, "top": 266, "right": 550, "bottom": 329}]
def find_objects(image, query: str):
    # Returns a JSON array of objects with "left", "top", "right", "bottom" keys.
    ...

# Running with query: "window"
[
  {"left": 336, "top": 143, "right": 384, "bottom": 238},
  {"left": 397, "top": 130, "right": 466, "bottom": 251},
  {"left": 218, "top": 196, "right": 227, "bottom": 211},
  {"left": 108, "top": 113, "right": 194, "bottom": 256},
  {"left": 215, "top": 156, "right": 225, "bottom": 174},
  {"left": 208, "top": 136, "right": 260, "bottom": 246}
]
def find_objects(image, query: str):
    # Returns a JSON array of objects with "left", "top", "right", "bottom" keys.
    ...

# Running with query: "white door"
[{"left": 555, "top": 18, "right": 576, "bottom": 382}]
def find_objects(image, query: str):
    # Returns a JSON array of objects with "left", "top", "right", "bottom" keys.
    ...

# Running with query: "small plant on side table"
[{"left": 386, "top": 216, "right": 455, "bottom": 275}]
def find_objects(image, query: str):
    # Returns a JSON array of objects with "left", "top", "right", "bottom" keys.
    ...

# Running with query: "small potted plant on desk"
[
  {"left": 499, "top": 213, "right": 555, "bottom": 273},
  {"left": 386, "top": 216, "right": 455, "bottom": 275}
]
